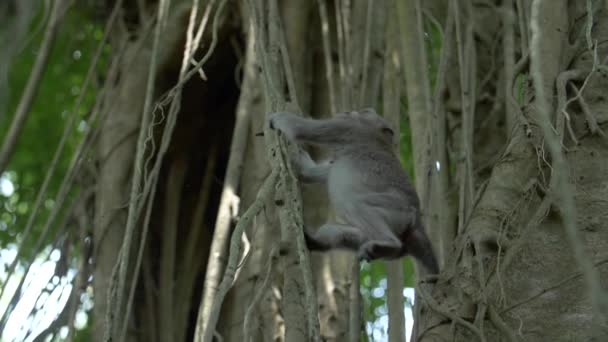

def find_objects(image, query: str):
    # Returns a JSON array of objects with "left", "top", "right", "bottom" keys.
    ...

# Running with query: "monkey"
[{"left": 268, "top": 108, "right": 439, "bottom": 274}]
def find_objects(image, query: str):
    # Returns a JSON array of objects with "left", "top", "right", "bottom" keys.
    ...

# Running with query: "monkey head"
[{"left": 334, "top": 108, "right": 397, "bottom": 148}]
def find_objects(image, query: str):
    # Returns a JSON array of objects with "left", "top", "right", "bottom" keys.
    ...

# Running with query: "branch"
[
  {"left": 357, "top": 0, "right": 374, "bottom": 107},
  {"left": 246, "top": 0, "right": 321, "bottom": 340},
  {"left": 202, "top": 171, "right": 278, "bottom": 342},
  {"left": 316, "top": 0, "right": 338, "bottom": 113},
  {"left": 502, "top": 258, "right": 608, "bottom": 313},
  {"left": 453, "top": 0, "right": 476, "bottom": 235},
  {"left": 116, "top": 1, "right": 228, "bottom": 341},
  {"left": 110, "top": 0, "right": 172, "bottom": 339},
  {"left": 571, "top": 83, "right": 605, "bottom": 136},
  {"left": 0, "top": 0, "right": 70, "bottom": 174},
  {"left": 487, "top": 306, "right": 517, "bottom": 342},
  {"left": 530, "top": 0, "right": 607, "bottom": 320},
  {"left": 0, "top": 0, "right": 121, "bottom": 305},
  {"left": 503, "top": 0, "right": 517, "bottom": 132},
  {"left": 417, "top": 286, "right": 487, "bottom": 342},
  {"left": 243, "top": 248, "right": 279, "bottom": 342}
]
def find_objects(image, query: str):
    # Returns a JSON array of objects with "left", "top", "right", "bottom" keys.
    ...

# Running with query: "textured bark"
[
  {"left": 413, "top": 1, "right": 608, "bottom": 341},
  {"left": 94, "top": 29, "right": 149, "bottom": 342},
  {"left": 94, "top": 3, "right": 240, "bottom": 341},
  {"left": 90, "top": 1, "right": 608, "bottom": 342}
]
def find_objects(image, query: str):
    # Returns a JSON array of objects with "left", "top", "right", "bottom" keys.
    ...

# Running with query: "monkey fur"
[{"left": 269, "top": 108, "right": 439, "bottom": 274}]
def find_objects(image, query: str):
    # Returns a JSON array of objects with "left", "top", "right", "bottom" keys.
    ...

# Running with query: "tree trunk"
[
  {"left": 411, "top": 1, "right": 608, "bottom": 341},
  {"left": 94, "top": 3, "right": 240, "bottom": 341},
  {"left": 91, "top": 1, "right": 608, "bottom": 341}
]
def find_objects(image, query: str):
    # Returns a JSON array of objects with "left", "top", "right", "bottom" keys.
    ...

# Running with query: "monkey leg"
[
  {"left": 305, "top": 223, "right": 367, "bottom": 252},
  {"left": 357, "top": 239, "right": 403, "bottom": 261},
  {"left": 293, "top": 148, "right": 332, "bottom": 184},
  {"left": 338, "top": 203, "right": 404, "bottom": 262},
  {"left": 342, "top": 193, "right": 424, "bottom": 262}
]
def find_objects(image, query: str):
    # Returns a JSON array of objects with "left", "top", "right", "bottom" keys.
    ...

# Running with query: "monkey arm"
[
  {"left": 292, "top": 149, "right": 332, "bottom": 184},
  {"left": 268, "top": 112, "right": 350, "bottom": 146}
]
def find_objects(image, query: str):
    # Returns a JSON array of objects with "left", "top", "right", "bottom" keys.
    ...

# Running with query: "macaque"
[{"left": 268, "top": 108, "right": 439, "bottom": 274}]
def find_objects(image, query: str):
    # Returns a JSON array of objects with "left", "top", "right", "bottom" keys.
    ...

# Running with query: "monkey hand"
[
  {"left": 268, "top": 112, "right": 298, "bottom": 140},
  {"left": 357, "top": 244, "right": 376, "bottom": 263},
  {"left": 292, "top": 148, "right": 333, "bottom": 184},
  {"left": 294, "top": 148, "right": 315, "bottom": 169}
]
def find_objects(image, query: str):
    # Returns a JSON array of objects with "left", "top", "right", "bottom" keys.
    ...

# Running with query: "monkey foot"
[{"left": 357, "top": 245, "right": 375, "bottom": 262}]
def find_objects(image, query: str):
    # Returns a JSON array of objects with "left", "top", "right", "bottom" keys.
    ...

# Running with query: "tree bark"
[{"left": 88, "top": 1, "right": 608, "bottom": 341}]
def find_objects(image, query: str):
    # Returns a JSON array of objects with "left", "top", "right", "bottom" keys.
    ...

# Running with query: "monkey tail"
[
  {"left": 408, "top": 228, "right": 440, "bottom": 274},
  {"left": 403, "top": 218, "right": 440, "bottom": 274},
  {"left": 304, "top": 228, "right": 331, "bottom": 251}
]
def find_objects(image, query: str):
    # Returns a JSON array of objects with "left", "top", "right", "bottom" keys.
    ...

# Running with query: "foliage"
[
  {"left": 0, "top": 8, "right": 105, "bottom": 253},
  {"left": 0, "top": 7, "right": 104, "bottom": 340}
]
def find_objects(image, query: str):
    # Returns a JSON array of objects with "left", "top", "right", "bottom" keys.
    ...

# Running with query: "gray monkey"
[{"left": 268, "top": 108, "right": 439, "bottom": 274}]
